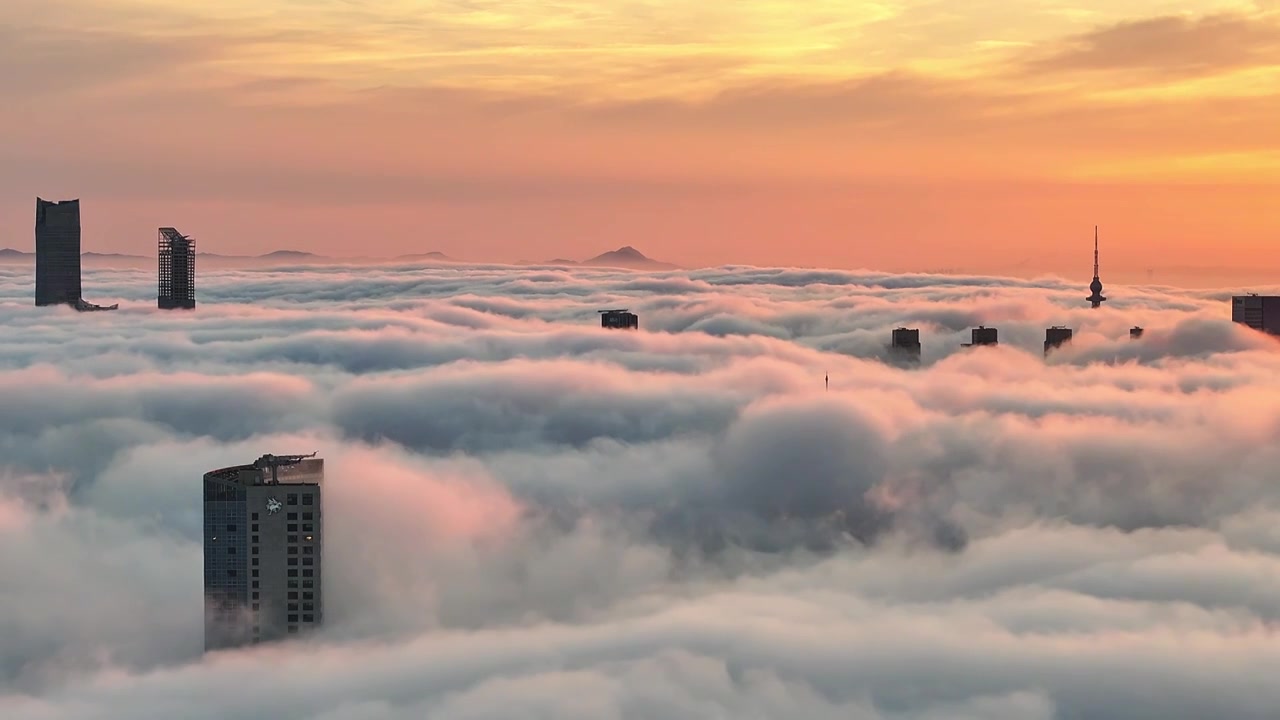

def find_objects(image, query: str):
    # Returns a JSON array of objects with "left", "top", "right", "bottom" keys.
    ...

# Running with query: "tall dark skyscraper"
[
  {"left": 1087, "top": 226, "right": 1107, "bottom": 309},
  {"left": 204, "top": 453, "right": 324, "bottom": 651},
  {"left": 34, "top": 198, "right": 82, "bottom": 307},
  {"left": 158, "top": 227, "right": 196, "bottom": 309}
]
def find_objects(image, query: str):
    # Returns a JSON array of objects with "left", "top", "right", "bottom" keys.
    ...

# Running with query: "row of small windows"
[
  {"left": 251, "top": 582, "right": 312, "bottom": 600},
  {"left": 288, "top": 614, "right": 316, "bottom": 622},
  {"left": 251, "top": 568, "right": 315, "bottom": 586},
  {"left": 250, "top": 512, "right": 316, "bottom": 521}
]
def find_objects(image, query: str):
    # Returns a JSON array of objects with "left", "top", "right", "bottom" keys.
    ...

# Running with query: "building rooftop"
[{"left": 205, "top": 453, "right": 322, "bottom": 485}]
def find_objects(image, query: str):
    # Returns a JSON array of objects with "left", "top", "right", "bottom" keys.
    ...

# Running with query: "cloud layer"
[{"left": 2, "top": 261, "right": 1280, "bottom": 718}]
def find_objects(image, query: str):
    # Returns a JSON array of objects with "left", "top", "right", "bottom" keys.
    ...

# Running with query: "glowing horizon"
[{"left": 1, "top": 0, "right": 1277, "bottom": 280}]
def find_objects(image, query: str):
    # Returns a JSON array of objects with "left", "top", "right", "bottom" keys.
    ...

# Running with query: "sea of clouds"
[{"left": 2, "top": 260, "right": 1280, "bottom": 719}]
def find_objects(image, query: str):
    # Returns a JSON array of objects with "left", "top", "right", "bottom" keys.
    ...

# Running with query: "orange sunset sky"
[{"left": 1, "top": 0, "right": 1277, "bottom": 283}]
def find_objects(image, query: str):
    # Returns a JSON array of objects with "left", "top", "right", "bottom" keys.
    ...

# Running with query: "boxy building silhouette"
[
  {"left": 1044, "top": 326, "right": 1073, "bottom": 355},
  {"left": 600, "top": 309, "right": 638, "bottom": 330},
  {"left": 890, "top": 327, "right": 922, "bottom": 363},
  {"left": 963, "top": 326, "right": 999, "bottom": 347}
]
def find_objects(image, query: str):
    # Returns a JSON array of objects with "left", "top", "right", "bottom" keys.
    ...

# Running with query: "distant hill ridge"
[
  {"left": 0, "top": 245, "right": 678, "bottom": 269},
  {"left": 519, "top": 246, "right": 679, "bottom": 270}
]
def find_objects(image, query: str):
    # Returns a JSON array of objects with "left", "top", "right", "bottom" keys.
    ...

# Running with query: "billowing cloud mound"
[{"left": 2, "top": 261, "right": 1280, "bottom": 719}]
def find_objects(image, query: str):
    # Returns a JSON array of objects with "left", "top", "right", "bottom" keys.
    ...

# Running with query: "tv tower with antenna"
[{"left": 1086, "top": 225, "right": 1107, "bottom": 309}]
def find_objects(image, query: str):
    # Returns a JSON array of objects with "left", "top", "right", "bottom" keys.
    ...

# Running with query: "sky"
[
  {"left": 0, "top": 1, "right": 1278, "bottom": 280},
  {"left": 3, "top": 262, "right": 1280, "bottom": 718}
]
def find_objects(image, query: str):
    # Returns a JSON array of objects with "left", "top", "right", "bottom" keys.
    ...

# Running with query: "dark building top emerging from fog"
[
  {"left": 1130, "top": 326, "right": 1145, "bottom": 340},
  {"left": 890, "top": 327, "right": 922, "bottom": 362},
  {"left": 964, "top": 326, "right": 999, "bottom": 347},
  {"left": 158, "top": 227, "right": 196, "bottom": 309},
  {"left": 204, "top": 453, "right": 323, "bottom": 651},
  {"left": 1044, "top": 326, "right": 1073, "bottom": 355},
  {"left": 600, "top": 309, "right": 638, "bottom": 330},
  {"left": 1232, "top": 295, "right": 1280, "bottom": 336},
  {"left": 34, "top": 197, "right": 118, "bottom": 311},
  {"left": 34, "top": 198, "right": 82, "bottom": 307}
]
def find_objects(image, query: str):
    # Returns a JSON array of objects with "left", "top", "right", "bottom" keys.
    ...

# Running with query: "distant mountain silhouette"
[
  {"left": 394, "top": 251, "right": 456, "bottom": 262},
  {"left": 0, "top": 249, "right": 146, "bottom": 265},
  {"left": 516, "top": 248, "right": 677, "bottom": 269},
  {"left": 516, "top": 258, "right": 579, "bottom": 266},
  {"left": 0, "top": 245, "right": 676, "bottom": 270},
  {"left": 581, "top": 246, "right": 678, "bottom": 270},
  {"left": 83, "top": 251, "right": 146, "bottom": 259},
  {"left": 258, "top": 250, "right": 317, "bottom": 259}
]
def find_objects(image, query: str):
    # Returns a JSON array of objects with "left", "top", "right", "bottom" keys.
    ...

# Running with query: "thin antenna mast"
[{"left": 1094, "top": 226, "right": 1100, "bottom": 278}]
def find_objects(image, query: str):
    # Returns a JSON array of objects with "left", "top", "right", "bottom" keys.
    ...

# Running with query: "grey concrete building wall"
[
  {"left": 34, "top": 198, "right": 82, "bottom": 306},
  {"left": 245, "top": 477, "right": 323, "bottom": 643}
]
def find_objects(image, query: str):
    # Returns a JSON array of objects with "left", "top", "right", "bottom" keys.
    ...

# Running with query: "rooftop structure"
[
  {"left": 1044, "top": 326, "right": 1073, "bottom": 355},
  {"left": 204, "top": 453, "right": 323, "bottom": 651},
  {"left": 158, "top": 227, "right": 195, "bottom": 309},
  {"left": 600, "top": 309, "right": 638, "bottom": 330},
  {"left": 1130, "top": 326, "right": 1145, "bottom": 340},
  {"left": 1087, "top": 226, "right": 1107, "bottom": 309},
  {"left": 1232, "top": 295, "right": 1280, "bottom": 336}
]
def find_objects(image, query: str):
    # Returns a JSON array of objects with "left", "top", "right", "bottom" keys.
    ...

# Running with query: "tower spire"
[{"left": 1087, "top": 225, "right": 1107, "bottom": 308}]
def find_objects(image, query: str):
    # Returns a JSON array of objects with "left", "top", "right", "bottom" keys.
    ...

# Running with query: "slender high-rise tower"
[
  {"left": 35, "top": 198, "right": 82, "bottom": 307},
  {"left": 1086, "top": 226, "right": 1107, "bottom": 309},
  {"left": 158, "top": 227, "right": 196, "bottom": 309}
]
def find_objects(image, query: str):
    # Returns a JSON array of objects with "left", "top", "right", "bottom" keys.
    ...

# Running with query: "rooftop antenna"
[
  {"left": 1094, "top": 225, "right": 1100, "bottom": 279},
  {"left": 825, "top": 372, "right": 829, "bottom": 391},
  {"left": 254, "top": 451, "right": 318, "bottom": 484}
]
